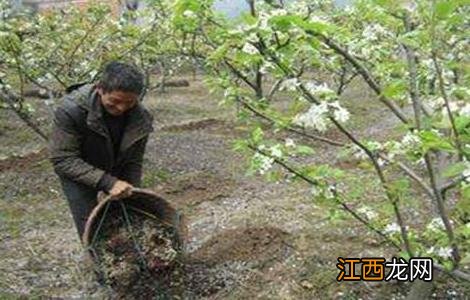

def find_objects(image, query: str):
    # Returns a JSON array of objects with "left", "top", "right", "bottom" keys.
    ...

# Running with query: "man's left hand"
[{"left": 109, "top": 180, "right": 133, "bottom": 200}]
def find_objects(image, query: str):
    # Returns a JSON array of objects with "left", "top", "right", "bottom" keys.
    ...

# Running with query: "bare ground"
[{"left": 0, "top": 76, "right": 467, "bottom": 299}]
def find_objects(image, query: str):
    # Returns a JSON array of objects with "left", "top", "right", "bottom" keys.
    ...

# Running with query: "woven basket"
[{"left": 82, "top": 188, "right": 185, "bottom": 259}]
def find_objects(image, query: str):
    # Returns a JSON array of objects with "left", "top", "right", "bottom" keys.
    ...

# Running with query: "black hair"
[{"left": 98, "top": 61, "right": 144, "bottom": 95}]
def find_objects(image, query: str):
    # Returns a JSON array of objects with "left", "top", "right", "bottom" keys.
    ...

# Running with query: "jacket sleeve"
[
  {"left": 49, "top": 105, "right": 117, "bottom": 190},
  {"left": 119, "top": 136, "right": 149, "bottom": 187}
]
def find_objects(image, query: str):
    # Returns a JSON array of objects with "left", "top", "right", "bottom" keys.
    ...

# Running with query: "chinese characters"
[{"left": 337, "top": 257, "right": 433, "bottom": 282}]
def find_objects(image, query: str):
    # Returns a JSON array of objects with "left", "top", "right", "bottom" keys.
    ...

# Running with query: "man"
[{"left": 49, "top": 61, "right": 153, "bottom": 240}]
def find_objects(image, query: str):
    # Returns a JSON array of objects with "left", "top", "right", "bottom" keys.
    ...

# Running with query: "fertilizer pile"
[{"left": 90, "top": 205, "right": 183, "bottom": 298}]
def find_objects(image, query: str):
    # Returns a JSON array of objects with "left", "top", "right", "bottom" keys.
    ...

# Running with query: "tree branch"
[
  {"left": 248, "top": 144, "right": 401, "bottom": 250},
  {"left": 306, "top": 31, "right": 410, "bottom": 124}
]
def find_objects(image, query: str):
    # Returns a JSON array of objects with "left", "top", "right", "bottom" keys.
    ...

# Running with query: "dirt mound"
[
  {"left": 191, "top": 227, "right": 290, "bottom": 266},
  {"left": 160, "top": 227, "right": 292, "bottom": 298},
  {"left": 159, "top": 172, "right": 236, "bottom": 209}
]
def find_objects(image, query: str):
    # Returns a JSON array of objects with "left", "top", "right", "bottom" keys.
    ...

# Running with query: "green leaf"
[
  {"left": 442, "top": 260, "right": 454, "bottom": 271},
  {"left": 442, "top": 162, "right": 467, "bottom": 178},
  {"left": 232, "top": 139, "right": 249, "bottom": 152},
  {"left": 268, "top": 15, "right": 302, "bottom": 31},
  {"left": 382, "top": 80, "right": 407, "bottom": 99},
  {"left": 463, "top": 185, "right": 470, "bottom": 200},
  {"left": 251, "top": 127, "right": 264, "bottom": 144},
  {"left": 398, "top": 31, "right": 421, "bottom": 49},
  {"left": 209, "top": 44, "right": 229, "bottom": 63},
  {"left": 455, "top": 116, "right": 470, "bottom": 133},
  {"left": 269, "top": 16, "right": 299, "bottom": 31},
  {"left": 268, "top": 15, "right": 334, "bottom": 35},
  {"left": 435, "top": 1, "right": 456, "bottom": 19},
  {"left": 298, "top": 20, "right": 330, "bottom": 34},
  {"left": 456, "top": 185, "right": 470, "bottom": 213},
  {"left": 419, "top": 131, "right": 455, "bottom": 153}
]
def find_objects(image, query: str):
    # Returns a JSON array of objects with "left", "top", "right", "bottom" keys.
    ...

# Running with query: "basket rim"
[{"left": 81, "top": 188, "right": 176, "bottom": 249}]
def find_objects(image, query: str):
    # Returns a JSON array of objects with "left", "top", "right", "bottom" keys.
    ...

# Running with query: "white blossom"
[
  {"left": 401, "top": 132, "right": 421, "bottom": 148},
  {"left": 384, "top": 222, "right": 401, "bottom": 234},
  {"left": 351, "top": 144, "right": 368, "bottom": 160},
  {"left": 304, "top": 81, "right": 335, "bottom": 98},
  {"left": 293, "top": 85, "right": 348, "bottom": 129},
  {"left": 183, "top": 10, "right": 196, "bottom": 18},
  {"left": 463, "top": 167, "right": 470, "bottom": 182},
  {"left": 288, "top": 1, "right": 309, "bottom": 17},
  {"left": 426, "top": 218, "right": 445, "bottom": 231},
  {"left": 269, "top": 9, "right": 287, "bottom": 17},
  {"left": 270, "top": 144, "right": 283, "bottom": 158},
  {"left": 253, "top": 152, "right": 274, "bottom": 175},
  {"left": 89, "top": 70, "right": 98, "bottom": 79},
  {"left": 257, "top": 12, "right": 270, "bottom": 30},
  {"left": 358, "top": 206, "right": 378, "bottom": 219},
  {"left": 280, "top": 78, "right": 300, "bottom": 91},
  {"left": 259, "top": 62, "right": 274, "bottom": 74},
  {"left": 436, "top": 247, "right": 453, "bottom": 259},
  {"left": 293, "top": 102, "right": 329, "bottom": 132},
  {"left": 430, "top": 129, "right": 443, "bottom": 137},
  {"left": 446, "top": 290, "right": 458, "bottom": 297},
  {"left": 241, "top": 43, "right": 259, "bottom": 55},
  {"left": 377, "top": 158, "right": 386, "bottom": 167},
  {"left": 361, "top": 46, "right": 371, "bottom": 57},
  {"left": 362, "top": 24, "right": 389, "bottom": 41},
  {"left": 329, "top": 101, "right": 350, "bottom": 123},
  {"left": 285, "top": 138, "right": 296, "bottom": 148},
  {"left": 414, "top": 157, "right": 426, "bottom": 167},
  {"left": 310, "top": 15, "right": 329, "bottom": 24}
]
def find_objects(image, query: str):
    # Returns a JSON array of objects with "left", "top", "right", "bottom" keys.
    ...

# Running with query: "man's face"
[{"left": 97, "top": 87, "right": 140, "bottom": 116}]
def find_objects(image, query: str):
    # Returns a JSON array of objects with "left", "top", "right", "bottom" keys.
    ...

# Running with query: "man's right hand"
[{"left": 109, "top": 180, "right": 133, "bottom": 200}]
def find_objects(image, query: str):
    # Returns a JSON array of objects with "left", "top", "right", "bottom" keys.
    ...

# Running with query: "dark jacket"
[{"left": 49, "top": 84, "right": 153, "bottom": 191}]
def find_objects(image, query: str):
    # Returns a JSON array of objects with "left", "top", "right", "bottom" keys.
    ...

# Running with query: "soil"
[
  {"left": 158, "top": 172, "right": 236, "bottom": 209},
  {"left": 0, "top": 148, "right": 48, "bottom": 173}
]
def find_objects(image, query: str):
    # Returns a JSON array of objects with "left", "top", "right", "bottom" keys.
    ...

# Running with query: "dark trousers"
[{"left": 59, "top": 177, "right": 98, "bottom": 241}]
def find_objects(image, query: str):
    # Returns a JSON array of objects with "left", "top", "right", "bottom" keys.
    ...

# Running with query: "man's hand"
[{"left": 109, "top": 180, "right": 133, "bottom": 200}]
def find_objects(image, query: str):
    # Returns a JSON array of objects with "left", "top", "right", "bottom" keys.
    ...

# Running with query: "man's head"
[{"left": 96, "top": 61, "right": 144, "bottom": 116}]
